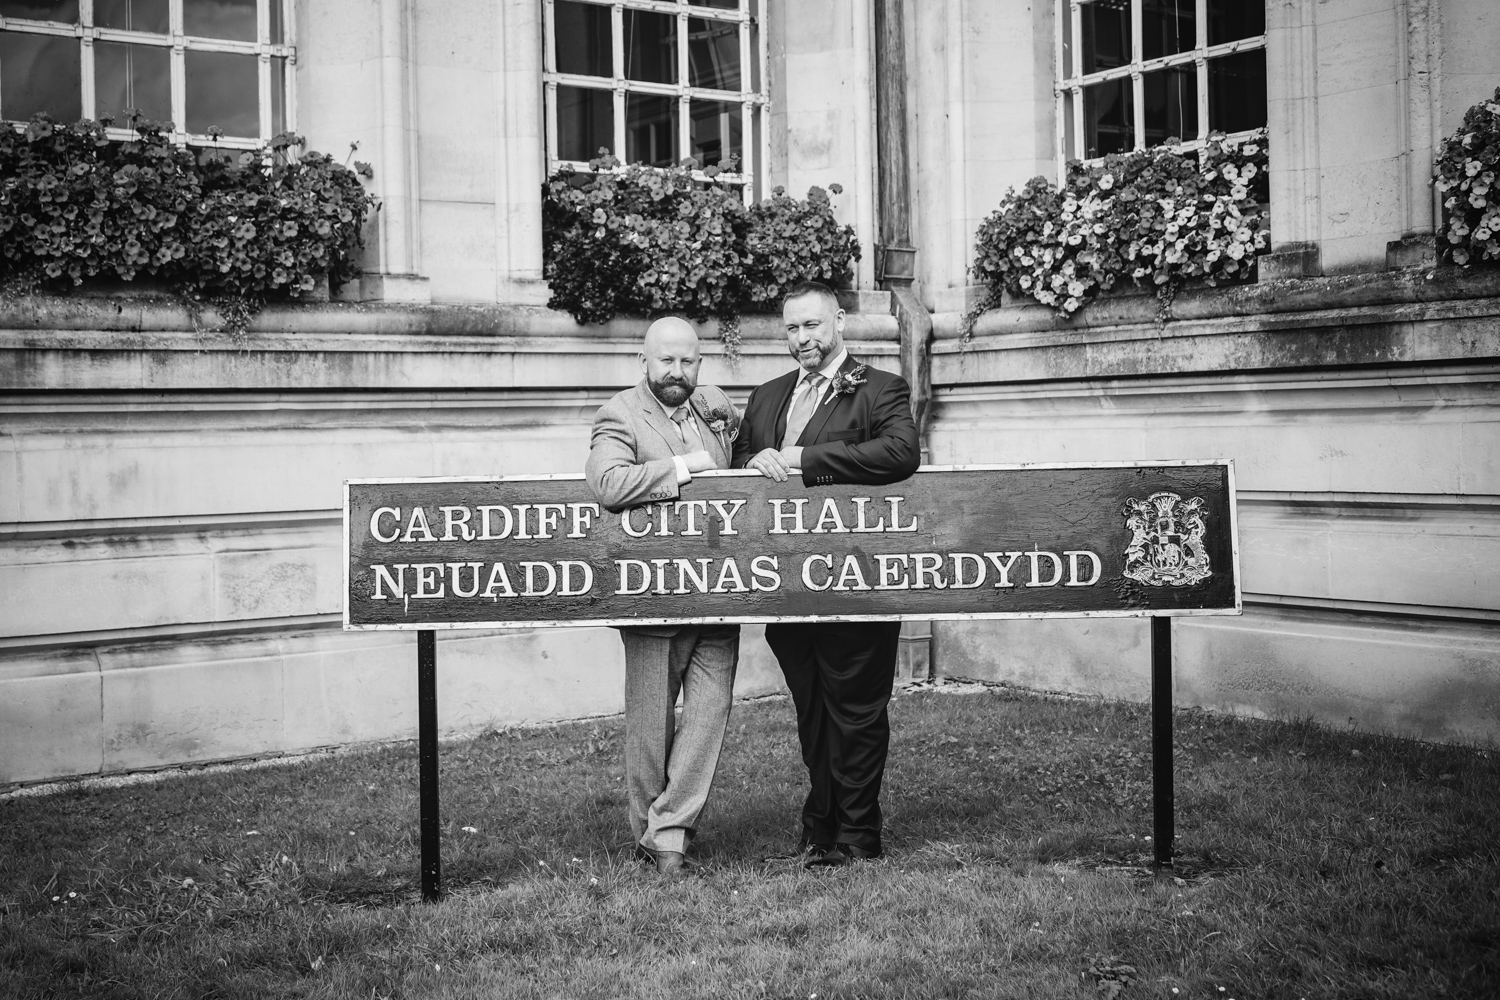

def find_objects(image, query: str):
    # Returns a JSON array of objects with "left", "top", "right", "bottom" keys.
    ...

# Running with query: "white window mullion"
[
  {"left": 80, "top": 0, "right": 97, "bottom": 121},
  {"left": 1195, "top": 0, "right": 1209, "bottom": 139},
  {"left": 283, "top": 0, "right": 297, "bottom": 137},
  {"left": 676, "top": 9, "right": 689, "bottom": 165},
  {"left": 612, "top": 3, "right": 626, "bottom": 159},
  {"left": 257, "top": 0, "right": 272, "bottom": 141},
  {"left": 1129, "top": 0, "right": 1143, "bottom": 151},
  {"left": 738, "top": 4, "right": 752, "bottom": 193},
  {"left": 758, "top": 0, "right": 768, "bottom": 189}
]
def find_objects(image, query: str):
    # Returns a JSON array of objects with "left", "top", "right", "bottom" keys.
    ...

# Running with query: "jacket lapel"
[
  {"left": 635, "top": 380, "right": 686, "bottom": 457},
  {"left": 797, "top": 354, "right": 861, "bottom": 446},
  {"left": 767, "top": 369, "right": 801, "bottom": 447},
  {"left": 688, "top": 390, "right": 728, "bottom": 467}
]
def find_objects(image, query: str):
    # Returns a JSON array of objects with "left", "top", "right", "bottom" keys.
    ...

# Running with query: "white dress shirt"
[{"left": 657, "top": 397, "right": 705, "bottom": 484}]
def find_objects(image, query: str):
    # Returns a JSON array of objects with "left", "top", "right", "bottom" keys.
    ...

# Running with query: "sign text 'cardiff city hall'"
[{"left": 344, "top": 463, "right": 1242, "bottom": 629}]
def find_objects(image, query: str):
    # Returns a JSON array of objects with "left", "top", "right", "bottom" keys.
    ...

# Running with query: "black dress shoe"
[
  {"left": 640, "top": 847, "right": 697, "bottom": 876},
  {"left": 805, "top": 843, "right": 883, "bottom": 868},
  {"left": 763, "top": 840, "right": 829, "bottom": 863}
]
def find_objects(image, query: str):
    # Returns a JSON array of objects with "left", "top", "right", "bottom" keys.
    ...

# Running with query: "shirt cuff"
[{"left": 672, "top": 455, "right": 691, "bottom": 484}]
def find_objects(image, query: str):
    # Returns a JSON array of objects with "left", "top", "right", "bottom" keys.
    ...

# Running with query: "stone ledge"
[
  {"left": 0, "top": 295, "right": 898, "bottom": 341},
  {"left": 931, "top": 266, "right": 1500, "bottom": 341}
]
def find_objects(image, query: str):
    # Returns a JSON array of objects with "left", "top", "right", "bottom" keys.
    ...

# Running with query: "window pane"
[
  {"left": 1207, "top": 0, "right": 1265, "bottom": 46},
  {"left": 95, "top": 0, "right": 169, "bottom": 33},
  {"left": 1142, "top": 0, "right": 1194, "bottom": 60},
  {"left": 554, "top": 0, "right": 611, "bottom": 78},
  {"left": 748, "top": 18, "right": 760, "bottom": 92},
  {"left": 626, "top": 92, "right": 678, "bottom": 166},
  {"left": 556, "top": 84, "right": 612, "bottom": 160},
  {"left": 693, "top": 1, "right": 740, "bottom": 9},
  {"left": 1208, "top": 48, "right": 1265, "bottom": 134},
  {"left": 1083, "top": 77, "right": 1133, "bottom": 157},
  {"left": 690, "top": 99, "right": 741, "bottom": 169},
  {"left": 0, "top": 32, "right": 79, "bottom": 120},
  {"left": 184, "top": 0, "right": 257, "bottom": 42},
  {"left": 185, "top": 49, "right": 259, "bottom": 136},
  {"left": 1063, "top": 94, "right": 1077, "bottom": 160},
  {"left": 1060, "top": 3, "right": 1073, "bottom": 77},
  {"left": 624, "top": 9, "right": 675, "bottom": 84},
  {"left": 270, "top": 54, "right": 286, "bottom": 134},
  {"left": 95, "top": 41, "right": 171, "bottom": 123},
  {"left": 1143, "top": 65, "right": 1196, "bottom": 146},
  {"left": 688, "top": 16, "right": 739, "bottom": 91},
  {"left": 0, "top": 1, "right": 77, "bottom": 22},
  {"left": 1081, "top": 0, "right": 1130, "bottom": 74},
  {"left": 270, "top": 0, "right": 283, "bottom": 44}
]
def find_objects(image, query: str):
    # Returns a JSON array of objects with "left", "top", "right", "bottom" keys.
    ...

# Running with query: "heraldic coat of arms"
[{"left": 1122, "top": 491, "right": 1212, "bottom": 587}]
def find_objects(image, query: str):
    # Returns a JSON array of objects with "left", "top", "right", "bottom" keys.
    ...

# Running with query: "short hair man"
[
  {"left": 585, "top": 316, "right": 742, "bottom": 876},
  {"left": 732, "top": 280, "right": 921, "bottom": 866}
]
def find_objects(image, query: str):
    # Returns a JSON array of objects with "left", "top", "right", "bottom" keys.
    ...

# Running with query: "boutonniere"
[
  {"left": 698, "top": 399, "right": 735, "bottom": 440},
  {"left": 828, "top": 364, "right": 868, "bottom": 399}
]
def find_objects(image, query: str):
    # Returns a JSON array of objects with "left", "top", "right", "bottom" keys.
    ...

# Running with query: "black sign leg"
[
  {"left": 1151, "top": 615, "right": 1174, "bottom": 872},
  {"left": 417, "top": 629, "right": 442, "bottom": 902}
]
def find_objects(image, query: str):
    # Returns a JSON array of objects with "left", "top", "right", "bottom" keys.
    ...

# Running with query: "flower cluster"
[
  {"left": 542, "top": 153, "right": 859, "bottom": 335},
  {"left": 0, "top": 115, "right": 375, "bottom": 330},
  {"left": 829, "top": 363, "right": 868, "bottom": 396},
  {"left": 1435, "top": 87, "right": 1500, "bottom": 266},
  {"left": 969, "top": 131, "right": 1270, "bottom": 322}
]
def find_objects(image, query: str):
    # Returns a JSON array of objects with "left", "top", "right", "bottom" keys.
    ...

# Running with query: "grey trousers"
[{"left": 620, "top": 625, "right": 739, "bottom": 854}]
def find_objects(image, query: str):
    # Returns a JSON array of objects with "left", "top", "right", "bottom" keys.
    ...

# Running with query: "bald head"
[{"left": 640, "top": 316, "right": 702, "bottom": 407}]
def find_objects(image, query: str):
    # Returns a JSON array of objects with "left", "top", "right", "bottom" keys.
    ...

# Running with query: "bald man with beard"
[{"left": 585, "top": 317, "right": 743, "bottom": 876}]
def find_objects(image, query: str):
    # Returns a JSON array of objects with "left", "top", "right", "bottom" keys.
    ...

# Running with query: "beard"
[
  {"left": 649, "top": 374, "right": 694, "bottom": 407},
  {"left": 789, "top": 341, "right": 833, "bottom": 371}
]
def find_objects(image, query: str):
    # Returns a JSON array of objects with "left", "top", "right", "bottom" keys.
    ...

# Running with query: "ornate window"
[
  {"left": 0, "top": 0, "right": 294, "bottom": 148},
  {"left": 543, "top": 0, "right": 768, "bottom": 199},
  {"left": 1056, "top": 0, "right": 1265, "bottom": 162}
]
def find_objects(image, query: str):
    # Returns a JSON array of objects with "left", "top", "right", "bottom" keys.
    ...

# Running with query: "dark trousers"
[{"left": 765, "top": 620, "right": 901, "bottom": 853}]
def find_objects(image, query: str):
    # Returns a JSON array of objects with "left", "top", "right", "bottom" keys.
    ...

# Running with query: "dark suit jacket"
[{"left": 731, "top": 354, "right": 920, "bottom": 486}]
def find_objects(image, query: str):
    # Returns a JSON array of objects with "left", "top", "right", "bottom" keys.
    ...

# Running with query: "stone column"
[
  {"left": 362, "top": 0, "right": 430, "bottom": 302},
  {"left": 1262, "top": 0, "right": 1322, "bottom": 279}
]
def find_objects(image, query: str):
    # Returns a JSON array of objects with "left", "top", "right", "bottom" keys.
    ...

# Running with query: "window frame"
[
  {"left": 0, "top": 0, "right": 296, "bottom": 150},
  {"left": 541, "top": 0, "right": 769, "bottom": 203},
  {"left": 1054, "top": 0, "right": 1265, "bottom": 169}
]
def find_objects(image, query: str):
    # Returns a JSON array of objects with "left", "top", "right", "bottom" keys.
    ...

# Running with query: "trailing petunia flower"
[
  {"left": 965, "top": 130, "right": 1270, "bottom": 332},
  {"left": 1436, "top": 87, "right": 1500, "bottom": 266}
]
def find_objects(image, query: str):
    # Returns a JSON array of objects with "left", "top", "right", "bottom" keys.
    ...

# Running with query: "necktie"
[
  {"left": 670, "top": 406, "right": 701, "bottom": 450},
  {"left": 780, "top": 373, "right": 826, "bottom": 449}
]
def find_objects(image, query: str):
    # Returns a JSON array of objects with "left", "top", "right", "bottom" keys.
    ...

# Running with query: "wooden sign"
[{"left": 343, "top": 462, "right": 1240, "bottom": 630}]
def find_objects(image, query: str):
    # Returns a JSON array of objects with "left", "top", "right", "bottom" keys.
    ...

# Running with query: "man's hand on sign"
[
  {"left": 683, "top": 450, "right": 716, "bottom": 474},
  {"left": 779, "top": 445, "right": 804, "bottom": 470},
  {"left": 747, "top": 447, "right": 792, "bottom": 482}
]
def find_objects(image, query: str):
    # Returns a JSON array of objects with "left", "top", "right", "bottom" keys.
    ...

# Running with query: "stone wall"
[
  {"left": 0, "top": 296, "right": 901, "bottom": 785},
  {"left": 926, "top": 269, "right": 1500, "bottom": 743}
]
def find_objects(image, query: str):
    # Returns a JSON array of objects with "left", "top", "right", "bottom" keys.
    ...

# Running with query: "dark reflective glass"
[
  {"left": 624, "top": 9, "right": 675, "bottom": 84},
  {"left": 0, "top": 1, "right": 77, "bottom": 22},
  {"left": 1208, "top": 48, "right": 1265, "bottom": 134},
  {"left": 1083, "top": 77, "right": 1134, "bottom": 157},
  {"left": 270, "top": 55, "right": 285, "bottom": 134},
  {"left": 95, "top": 40, "right": 171, "bottom": 123},
  {"left": 270, "top": 0, "right": 283, "bottom": 43},
  {"left": 1061, "top": 5, "right": 1073, "bottom": 75},
  {"left": 554, "top": 0, "right": 611, "bottom": 77},
  {"left": 626, "top": 93, "right": 678, "bottom": 166},
  {"left": 556, "top": 85, "right": 613, "bottom": 160},
  {"left": 1208, "top": 0, "right": 1265, "bottom": 45},
  {"left": 688, "top": 17, "right": 739, "bottom": 91},
  {"left": 1143, "top": 65, "right": 1196, "bottom": 146},
  {"left": 185, "top": 48, "right": 258, "bottom": 136},
  {"left": 689, "top": 99, "right": 741, "bottom": 169},
  {"left": 184, "top": 0, "right": 257, "bottom": 42},
  {"left": 0, "top": 32, "right": 79, "bottom": 120},
  {"left": 693, "top": 0, "right": 739, "bottom": 9},
  {"left": 1142, "top": 0, "right": 1195, "bottom": 60},
  {"left": 1082, "top": 0, "right": 1130, "bottom": 74},
  {"left": 95, "top": 0, "right": 169, "bottom": 33}
]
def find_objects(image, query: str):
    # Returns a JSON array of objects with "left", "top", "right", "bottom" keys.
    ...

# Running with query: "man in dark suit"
[{"left": 732, "top": 280, "right": 920, "bottom": 866}]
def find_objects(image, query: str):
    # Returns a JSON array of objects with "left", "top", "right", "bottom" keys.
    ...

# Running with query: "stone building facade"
[{"left": 2, "top": 0, "right": 1497, "bottom": 785}]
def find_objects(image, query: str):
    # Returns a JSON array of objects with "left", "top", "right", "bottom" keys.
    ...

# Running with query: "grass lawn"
[{"left": 2, "top": 684, "right": 1496, "bottom": 999}]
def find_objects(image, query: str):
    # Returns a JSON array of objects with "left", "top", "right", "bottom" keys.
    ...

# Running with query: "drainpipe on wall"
[{"left": 873, "top": 0, "right": 935, "bottom": 683}]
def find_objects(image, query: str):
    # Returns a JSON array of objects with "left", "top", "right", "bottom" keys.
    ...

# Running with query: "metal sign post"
[
  {"left": 1151, "top": 616, "right": 1174, "bottom": 871},
  {"left": 417, "top": 629, "right": 441, "bottom": 902}
]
